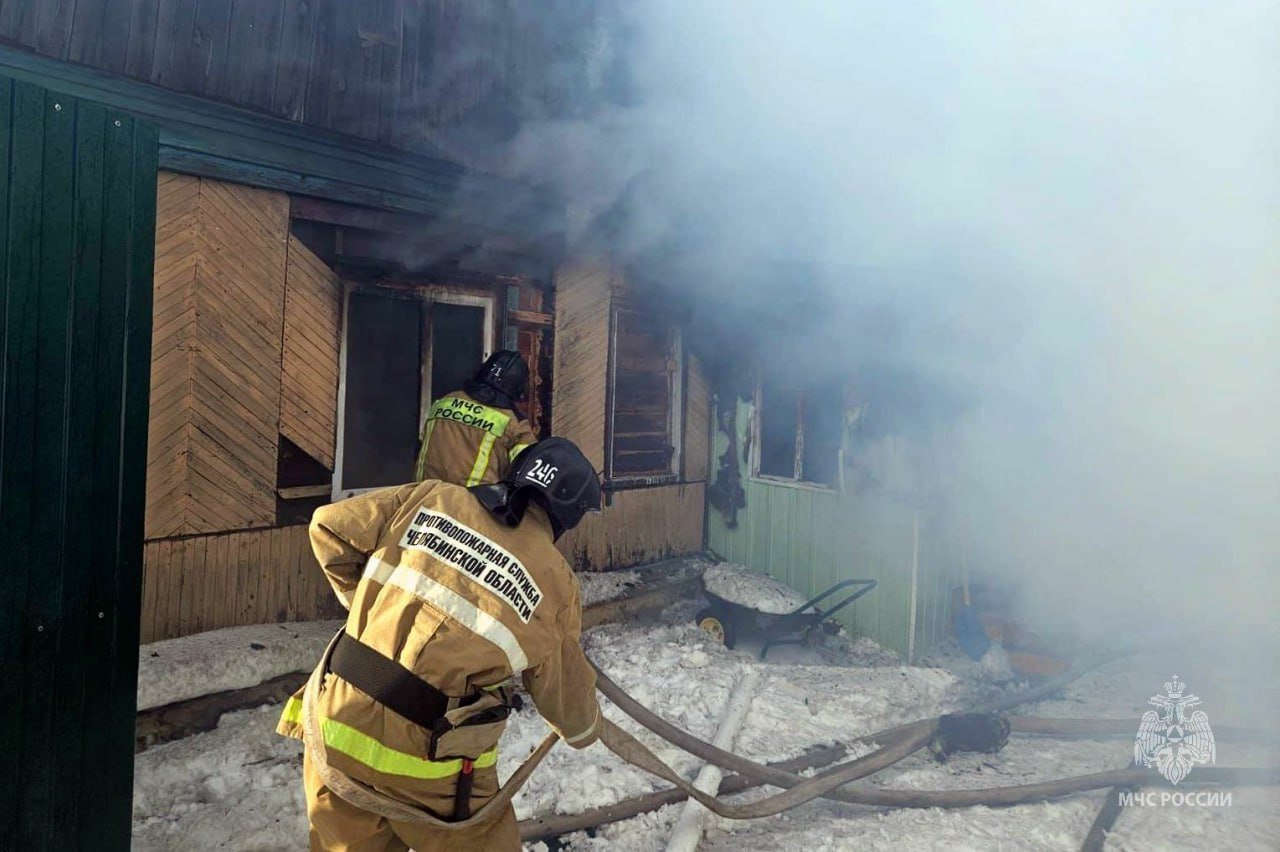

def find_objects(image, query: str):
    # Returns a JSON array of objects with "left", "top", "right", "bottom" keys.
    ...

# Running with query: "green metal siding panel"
[
  {"left": 109, "top": 118, "right": 158, "bottom": 847},
  {"left": 22, "top": 78, "right": 77, "bottom": 846},
  {"left": 707, "top": 399, "right": 953, "bottom": 657},
  {"left": 0, "top": 75, "right": 37, "bottom": 840},
  {"left": 916, "top": 519, "right": 954, "bottom": 653},
  {"left": 0, "top": 75, "right": 157, "bottom": 851},
  {"left": 54, "top": 102, "right": 108, "bottom": 846}
]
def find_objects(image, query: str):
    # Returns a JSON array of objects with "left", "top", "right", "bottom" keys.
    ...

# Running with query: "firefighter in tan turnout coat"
[
  {"left": 278, "top": 438, "right": 603, "bottom": 851},
  {"left": 414, "top": 350, "right": 538, "bottom": 487}
]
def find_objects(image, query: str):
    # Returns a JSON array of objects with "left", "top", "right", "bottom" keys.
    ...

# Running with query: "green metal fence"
[{"left": 0, "top": 76, "right": 157, "bottom": 850}]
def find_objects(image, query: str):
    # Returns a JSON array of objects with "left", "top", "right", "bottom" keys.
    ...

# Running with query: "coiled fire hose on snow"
[
  {"left": 590, "top": 662, "right": 1278, "bottom": 813},
  {"left": 305, "top": 632, "right": 1279, "bottom": 830}
]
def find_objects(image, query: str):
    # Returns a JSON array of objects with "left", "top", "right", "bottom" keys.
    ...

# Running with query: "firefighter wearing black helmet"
[
  {"left": 414, "top": 350, "right": 538, "bottom": 486},
  {"left": 279, "top": 437, "right": 603, "bottom": 851}
]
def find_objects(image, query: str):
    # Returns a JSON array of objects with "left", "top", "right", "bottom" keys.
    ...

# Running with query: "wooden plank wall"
[
  {"left": 0, "top": 0, "right": 603, "bottom": 168},
  {"left": 561, "top": 483, "right": 706, "bottom": 572},
  {"left": 147, "top": 172, "right": 199, "bottom": 537},
  {"left": 139, "top": 526, "right": 344, "bottom": 644},
  {"left": 706, "top": 397, "right": 954, "bottom": 658},
  {"left": 551, "top": 261, "right": 713, "bottom": 569},
  {"left": 550, "top": 260, "right": 608, "bottom": 566},
  {"left": 145, "top": 172, "right": 288, "bottom": 538},
  {"left": 551, "top": 262, "right": 612, "bottom": 469},
  {"left": 280, "top": 235, "right": 341, "bottom": 468}
]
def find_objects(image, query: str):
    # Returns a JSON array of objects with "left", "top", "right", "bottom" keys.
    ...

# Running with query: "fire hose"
[
  {"left": 306, "top": 634, "right": 1279, "bottom": 833},
  {"left": 588, "top": 661, "right": 1279, "bottom": 814}
]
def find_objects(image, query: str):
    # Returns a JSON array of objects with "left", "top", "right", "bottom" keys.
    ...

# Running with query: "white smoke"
[{"left": 494, "top": 2, "right": 1279, "bottom": 648}]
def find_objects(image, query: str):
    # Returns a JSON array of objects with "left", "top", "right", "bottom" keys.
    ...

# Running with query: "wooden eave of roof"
[{"left": 0, "top": 43, "right": 565, "bottom": 248}]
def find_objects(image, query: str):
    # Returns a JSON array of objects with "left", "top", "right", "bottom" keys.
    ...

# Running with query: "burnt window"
[
  {"left": 338, "top": 291, "right": 423, "bottom": 493},
  {"left": 756, "top": 375, "right": 843, "bottom": 487},
  {"left": 334, "top": 288, "right": 494, "bottom": 497},
  {"left": 608, "top": 307, "right": 681, "bottom": 481}
]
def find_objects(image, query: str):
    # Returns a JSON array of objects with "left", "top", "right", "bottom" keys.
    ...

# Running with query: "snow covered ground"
[
  {"left": 138, "top": 621, "right": 341, "bottom": 711},
  {"left": 133, "top": 603, "right": 1280, "bottom": 851},
  {"left": 578, "top": 570, "right": 643, "bottom": 607},
  {"left": 134, "top": 704, "right": 306, "bottom": 850}
]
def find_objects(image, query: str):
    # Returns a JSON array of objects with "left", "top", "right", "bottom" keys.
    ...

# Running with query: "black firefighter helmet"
[
  {"left": 470, "top": 438, "right": 602, "bottom": 541},
  {"left": 464, "top": 350, "right": 529, "bottom": 409}
]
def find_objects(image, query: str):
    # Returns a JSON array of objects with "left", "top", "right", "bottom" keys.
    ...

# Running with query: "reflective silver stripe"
[
  {"left": 365, "top": 557, "right": 395, "bottom": 586},
  {"left": 362, "top": 556, "right": 528, "bottom": 671},
  {"left": 400, "top": 508, "right": 542, "bottom": 623},
  {"left": 563, "top": 705, "right": 601, "bottom": 746}
]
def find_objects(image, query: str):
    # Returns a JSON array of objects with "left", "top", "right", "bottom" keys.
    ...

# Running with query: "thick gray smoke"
[{"left": 494, "top": 3, "right": 1279, "bottom": 652}]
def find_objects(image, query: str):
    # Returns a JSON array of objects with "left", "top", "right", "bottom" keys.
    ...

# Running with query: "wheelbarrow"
[{"left": 695, "top": 578, "right": 878, "bottom": 660}]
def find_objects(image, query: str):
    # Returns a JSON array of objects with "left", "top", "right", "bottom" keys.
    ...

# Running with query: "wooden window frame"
[
  {"left": 332, "top": 283, "right": 497, "bottom": 499},
  {"left": 416, "top": 291, "right": 497, "bottom": 433},
  {"left": 749, "top": 374, "right": 845, "bottom": 493},
  {"left": 605, "top": 305, "right": 684, "bottom": 488}
]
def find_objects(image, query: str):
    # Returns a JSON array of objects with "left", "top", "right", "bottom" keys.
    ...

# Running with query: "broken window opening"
[
  {"left": 755, "top": 374, "right": 843, "bottom": 488},
  {"left": 277, "top": 435, "right": 332, "bottom": 525},
  {"left": 608, "top": 306, "right": 682, "bottom": 482}
]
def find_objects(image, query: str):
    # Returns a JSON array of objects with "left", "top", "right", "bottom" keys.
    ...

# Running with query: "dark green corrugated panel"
[
  {"left": 0, "top": 75, "right": 157, "bottom": 851},
  {"left": 707, "top": 399, "right": 953, "bottom": 657}
]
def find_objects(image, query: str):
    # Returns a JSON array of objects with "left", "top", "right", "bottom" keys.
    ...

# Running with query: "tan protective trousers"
[{"left": 302, "top": 751, "right": 519, "bottom": 851}]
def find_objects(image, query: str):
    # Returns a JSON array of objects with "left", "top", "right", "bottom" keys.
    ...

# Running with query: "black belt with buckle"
[
  {"left": 327, "top": 632, "right": 507, "bottom": 820},
  {"left": 327, "top": 631, "right": 471, "bottom": 731},
  {"left": 326, "top": 632, "right": 511, "bottom": 760}
]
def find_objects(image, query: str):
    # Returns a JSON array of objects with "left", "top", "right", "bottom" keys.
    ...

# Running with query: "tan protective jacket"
[
  {"left": 414, "top": 391, "right": 537, "bottom": 486},
  {"left": 278, "top": 480, "right": 601, "bottom": 805}
]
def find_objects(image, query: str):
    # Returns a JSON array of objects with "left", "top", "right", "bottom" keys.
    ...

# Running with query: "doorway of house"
[{"left": 334, "top": 288, "right": 493, "bottom": 498}]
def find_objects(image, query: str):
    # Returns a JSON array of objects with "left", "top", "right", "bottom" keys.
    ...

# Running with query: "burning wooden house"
[{"left": 0, "top": 3, "right": 951, "bottom": 845}]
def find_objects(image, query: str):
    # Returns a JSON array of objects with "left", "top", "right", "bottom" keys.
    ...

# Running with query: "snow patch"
[
  {"left": 138, "top": 621, "right": 341, "bottom": 711},
  {"left": 132, "top": 615, "right": 1280, "bottom": 851},
  {"left": 132, "top": 705, "right": 306, "bottom": 851},
  {"left": 702, "top": 563, "right": 810, "bottom": 614},
  {"left": 577, "top": 570, "right": 641, "bottom": 606}
]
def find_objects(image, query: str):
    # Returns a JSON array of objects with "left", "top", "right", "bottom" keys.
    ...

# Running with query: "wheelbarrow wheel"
[{"left": 695, "top": 608, "right": 736, "bottom": 650}]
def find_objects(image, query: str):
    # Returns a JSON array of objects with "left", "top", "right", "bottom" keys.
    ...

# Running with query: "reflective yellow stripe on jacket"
[
  {"left": 466, "top": 431, "right": 501, "bottom": 487},
  {"left": 280, "top": 697, "right": 498, "bottom": 780}
]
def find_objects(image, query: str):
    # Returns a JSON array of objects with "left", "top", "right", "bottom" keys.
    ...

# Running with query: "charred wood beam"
[{"left": 508, "top": 309, "right": 553, "bottom": 326}]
